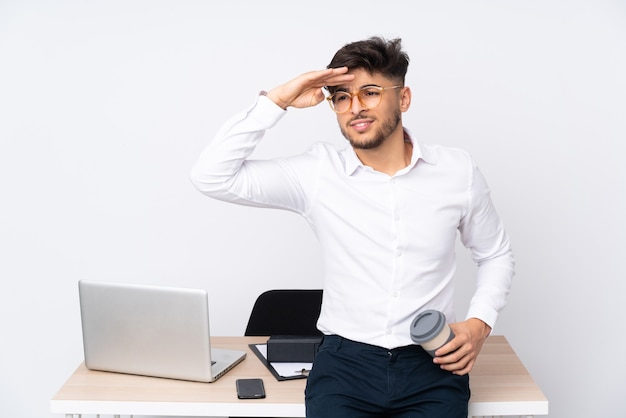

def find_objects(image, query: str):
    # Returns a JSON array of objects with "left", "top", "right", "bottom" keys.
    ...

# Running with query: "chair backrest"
[{"left": 244, "top": 289, "right": 323, "bottom": 336}]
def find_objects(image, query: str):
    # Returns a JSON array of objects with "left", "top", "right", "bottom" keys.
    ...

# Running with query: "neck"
[{"left": 354, "top": 128, "right": 412, "bottom": 176}]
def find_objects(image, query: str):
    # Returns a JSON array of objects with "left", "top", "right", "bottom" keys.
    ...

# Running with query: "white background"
[{"left": 1, "top": 1, "right": 625, "bottom": 417}]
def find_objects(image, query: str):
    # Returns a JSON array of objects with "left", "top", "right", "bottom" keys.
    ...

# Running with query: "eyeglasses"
[{"left": 325, "top": 85, "right": 402, "bottom": 114}]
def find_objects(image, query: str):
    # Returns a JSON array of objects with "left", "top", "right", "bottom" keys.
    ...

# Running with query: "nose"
[{"left": 350, "top": 94, "right": 366, "bottom": 114}]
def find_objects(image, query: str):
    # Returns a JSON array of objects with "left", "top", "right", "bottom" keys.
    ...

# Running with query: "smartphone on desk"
[{"left": 236, "top": 378, "right": 266, "bottom": 399}]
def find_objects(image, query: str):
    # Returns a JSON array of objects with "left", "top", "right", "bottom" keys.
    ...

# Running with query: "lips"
[{"left": 350, "top": 118, "right": 374, "bottom": 133}]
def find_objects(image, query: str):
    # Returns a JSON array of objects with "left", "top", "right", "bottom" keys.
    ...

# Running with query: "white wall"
[{"left": 1, "top": 1, "right": 624, "bottom": 417}]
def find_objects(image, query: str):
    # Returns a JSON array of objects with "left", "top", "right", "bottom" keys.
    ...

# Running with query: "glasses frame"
[{"left": 325, "top": 85, "right": 403, "bottom": 114}]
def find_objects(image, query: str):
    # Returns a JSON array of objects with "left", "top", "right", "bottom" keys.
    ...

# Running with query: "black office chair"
[
  {"left": 245, "top": 289, "right": 323, "bottom": 336},
  {"left": 235, "top": 290, "right": 323, "bottom": 418}
]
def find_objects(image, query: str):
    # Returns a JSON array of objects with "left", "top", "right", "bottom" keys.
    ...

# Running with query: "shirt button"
[{"left": 392, "top": 290, "right": 399, "bottom": 298}]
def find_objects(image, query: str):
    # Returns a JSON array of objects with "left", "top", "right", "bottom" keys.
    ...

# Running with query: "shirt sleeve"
[
  {"left": 459, "top": 160, "right": 515, "bottom": 329},
  {"left": 189, "top": 95, "right": 309, "bottom": 213}
]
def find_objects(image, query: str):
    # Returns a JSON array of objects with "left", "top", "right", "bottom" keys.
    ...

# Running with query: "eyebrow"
[{"left": 336, "top": 83, "right": 383, "bottom": 92}]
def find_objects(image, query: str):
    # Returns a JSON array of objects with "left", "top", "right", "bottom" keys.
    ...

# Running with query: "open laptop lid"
[{"left": 78, "top": 280, "right": 245, "bottom": 382}]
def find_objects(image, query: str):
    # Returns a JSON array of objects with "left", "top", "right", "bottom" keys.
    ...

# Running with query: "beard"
[{"left": 340, "top": 109, "right": 402, "bottom": 150}]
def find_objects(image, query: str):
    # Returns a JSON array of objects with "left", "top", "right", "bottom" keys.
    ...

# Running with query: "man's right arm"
[
  {"left": 189, "top": 94, "right": 304, "bottom": 210},
  {"left": 190, "top": 68, "right": 355, "bottom": 209}
]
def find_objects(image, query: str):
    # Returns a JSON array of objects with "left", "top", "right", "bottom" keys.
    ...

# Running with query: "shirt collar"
[{"left": 342, "top": 129, "right": 437, "bottom": 176}]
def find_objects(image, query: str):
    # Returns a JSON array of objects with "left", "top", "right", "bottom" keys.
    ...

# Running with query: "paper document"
[{"left": 254, "top": 344, "right": 313, "bottom": 379}]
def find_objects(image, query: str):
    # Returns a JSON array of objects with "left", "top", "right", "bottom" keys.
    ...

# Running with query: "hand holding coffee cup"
[{"left": 410, "top": 309, "right": 455, "bottom": 356}]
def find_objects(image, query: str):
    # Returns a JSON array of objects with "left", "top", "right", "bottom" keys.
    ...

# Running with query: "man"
[{"left": 190, "top": 37, "right": 514, "bottom": 417}]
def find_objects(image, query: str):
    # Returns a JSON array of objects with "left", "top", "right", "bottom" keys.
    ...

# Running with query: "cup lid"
[{"left": 410, "top": 309, "right": 446, "bottom": 343}]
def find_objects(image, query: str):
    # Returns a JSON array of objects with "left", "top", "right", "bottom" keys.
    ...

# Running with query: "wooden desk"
[{"left": 51, "top": 335, "right": 547, "bottom": 417}]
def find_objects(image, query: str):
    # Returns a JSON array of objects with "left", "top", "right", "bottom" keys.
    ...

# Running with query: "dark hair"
[{"left": 326, "top": 36, "right": 409, "bottom": 93}]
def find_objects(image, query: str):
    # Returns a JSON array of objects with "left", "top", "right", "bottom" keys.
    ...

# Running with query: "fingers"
[
  {"left": 433, "top": 342, "right": 475, "bottom": 376},
  {"left": 431, "top": 318, "right": 490, "bottom": 375},
  {"left": 267, "top": 67, "right": 355, "bottom": 109},
  {"left": 289, "top": 67, "right": 354, "bottom": 100},
  {"left": 312, "top": 67, "right": 355, "bottom": 88},
  {"left": 298, "top": 67, "right": 350, "bottom": 84}
]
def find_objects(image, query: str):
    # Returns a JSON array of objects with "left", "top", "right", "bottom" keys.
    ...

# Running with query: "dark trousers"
[{"left": 305, "top": 335, "right": 470, "bottom": 418}]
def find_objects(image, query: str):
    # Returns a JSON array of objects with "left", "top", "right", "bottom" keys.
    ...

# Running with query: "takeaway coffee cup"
[{"left": 410, "top": 309, "right": 455, "bottom": 356}]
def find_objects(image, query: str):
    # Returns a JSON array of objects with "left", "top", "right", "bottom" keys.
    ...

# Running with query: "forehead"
[{"left": 339, "top": 68, "right": 396, "bottom": 90}]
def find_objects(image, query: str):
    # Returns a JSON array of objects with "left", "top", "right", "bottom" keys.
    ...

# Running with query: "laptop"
[{"left": 78, "top": 280, "right": 246, "bottom": 383}]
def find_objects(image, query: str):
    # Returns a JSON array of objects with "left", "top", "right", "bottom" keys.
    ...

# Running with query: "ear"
[{"left": 400, "top": 86, "right": 412, "bottom": 112}]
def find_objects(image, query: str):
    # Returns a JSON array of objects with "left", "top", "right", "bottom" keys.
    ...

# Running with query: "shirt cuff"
[{"left": 465, "top": 305, "right": 498, "bottom": 331}]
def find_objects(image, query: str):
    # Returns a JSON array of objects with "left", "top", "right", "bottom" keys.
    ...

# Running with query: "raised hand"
[{"left": 266, "top": 67, "right": 355, "bottom": 110}]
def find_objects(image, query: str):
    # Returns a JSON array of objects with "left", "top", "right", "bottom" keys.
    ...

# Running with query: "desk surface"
[{"left": 51, "top": 335, "right": 547, "bottom": 417}]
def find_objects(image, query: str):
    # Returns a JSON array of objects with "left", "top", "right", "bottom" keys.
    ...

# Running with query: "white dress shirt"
[{"left": 190, "top": 95, "right": 514, "bottom": 349}]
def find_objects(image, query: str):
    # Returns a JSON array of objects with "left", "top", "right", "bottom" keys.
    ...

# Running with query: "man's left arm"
[{"left": 435, "top": 158, "right": 515, "bottom": 375}]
